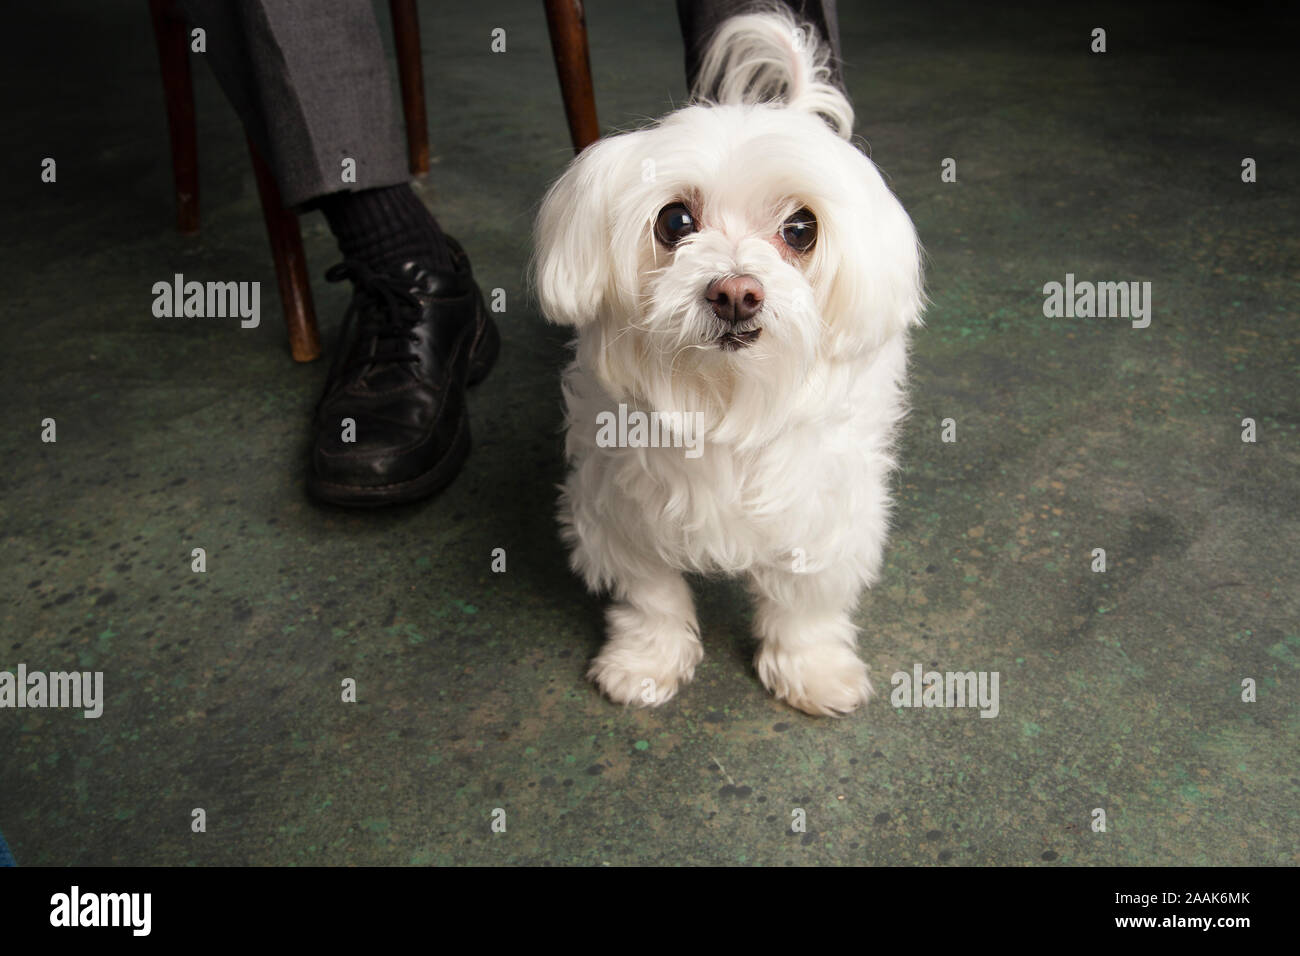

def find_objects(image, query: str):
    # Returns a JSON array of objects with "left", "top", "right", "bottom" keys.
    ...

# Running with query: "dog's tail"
[{"left": 692, "top": 8, "right": 853, "bottom": 140}]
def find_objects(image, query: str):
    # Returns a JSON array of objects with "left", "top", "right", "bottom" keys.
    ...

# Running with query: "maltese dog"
[{"left": 533, "top": 8, "right": 923, "bottom": 716}]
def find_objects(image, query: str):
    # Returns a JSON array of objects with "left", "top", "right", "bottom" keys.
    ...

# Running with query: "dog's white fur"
[{"left": 533, "top": 10, "right": 923, "bottom": 716}]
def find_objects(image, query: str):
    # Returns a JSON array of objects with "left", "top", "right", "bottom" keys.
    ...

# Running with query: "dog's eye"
[
  {"left": 654, "top": 203, "right": 698, "bottom": 246},
  {"left": 780, "top": 208, "right": 817, "bottom": 253}
]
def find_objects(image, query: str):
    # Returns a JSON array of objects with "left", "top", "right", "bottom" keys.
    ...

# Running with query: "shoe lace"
[{"left": 324, "top": 259, "right": 425, "bottom": 378}]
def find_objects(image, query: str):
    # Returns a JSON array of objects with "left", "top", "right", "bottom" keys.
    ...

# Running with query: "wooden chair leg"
[
  {"left": 247, "top": 139, "right": 321, "bottom": 363},
  {"left": 389, "top": 0, "right": 429, "bottom": 176},
  {"left": 148, "top": 0, "right": 200, "bottom": 235},
  {"left": 544, "top": 0, "right": 600, "bottom": 153}
]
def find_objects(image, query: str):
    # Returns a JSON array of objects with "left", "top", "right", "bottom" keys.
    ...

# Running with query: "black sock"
[{"left": 315, "top": 184, "right": 453, "bottom": 274}]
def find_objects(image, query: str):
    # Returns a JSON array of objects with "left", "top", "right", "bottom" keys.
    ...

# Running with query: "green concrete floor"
[{"left": 1, "top": 1, "right": 1296, "bottom": 866}]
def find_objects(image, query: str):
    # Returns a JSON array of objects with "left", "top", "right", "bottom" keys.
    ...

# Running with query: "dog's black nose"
[{"left": 706, "top": 275, "right": 765, "bottom": 324}]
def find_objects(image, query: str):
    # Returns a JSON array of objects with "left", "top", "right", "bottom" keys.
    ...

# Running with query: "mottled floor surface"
[{"left": 1, "top": 1, "right": 1295, "bottom": 866}]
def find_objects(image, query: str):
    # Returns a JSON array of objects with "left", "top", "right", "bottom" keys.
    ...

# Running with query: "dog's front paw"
[
  {"left": 755, "top": 638, "right": 873, "bottom": 717},
  {"left": 587, "top": 603, "right": 704, "bottom": 707}
]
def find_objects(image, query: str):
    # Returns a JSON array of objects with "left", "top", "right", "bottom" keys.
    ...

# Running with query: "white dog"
[{"left": 533, "top": 9, "right": 923, "bottom": 716}]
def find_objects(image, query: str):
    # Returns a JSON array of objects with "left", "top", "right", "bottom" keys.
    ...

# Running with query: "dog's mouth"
[{"left": 717, "top": 327, "right": 762, "bottom": 351}]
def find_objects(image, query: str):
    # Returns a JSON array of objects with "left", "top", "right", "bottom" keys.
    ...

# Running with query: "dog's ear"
[
  {"left": 533, "top": 135, "right": 638, "bottom": 328},
  {"left": 817, "top": 181, "right": 925, "bottom": 359}
]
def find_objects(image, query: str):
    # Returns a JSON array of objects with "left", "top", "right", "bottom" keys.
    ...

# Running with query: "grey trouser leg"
[
  {"left": 177, "top": 0, "right": 409, "bottom": 207},
  {"left": 676, "top": 0, "right": 843, "bottom": 94}
]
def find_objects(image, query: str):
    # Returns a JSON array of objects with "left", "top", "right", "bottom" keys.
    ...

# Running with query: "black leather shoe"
[{"left": 306, "top": 237, "right": 499, "bottom": 507}]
